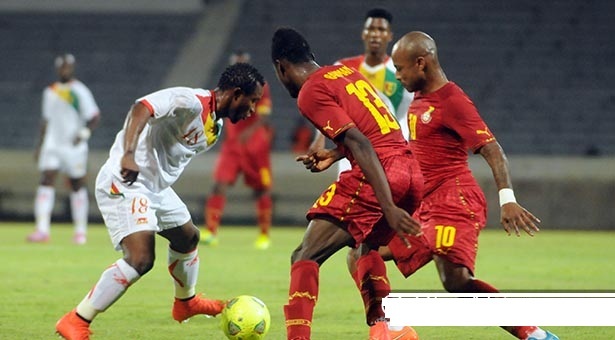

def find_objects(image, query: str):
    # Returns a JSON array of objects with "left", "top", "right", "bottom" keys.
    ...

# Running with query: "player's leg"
[
  {"left": 29, "top": 169, "right": 58, "bottom": 242},
  {"left": 284, "top": 218, "right": 354, "bottom": 340},
  {"left": 160, "top": 221, "right": 225, "bottom": 322},
  {"left": 243, "top": 134, "right": 273, "bottom": 249},
  {"left": 56, "top": 168, "right": 154, "bottom": 338},
  {"left": 203, "top": 181, "right": 229, "bottom": 245},
  {"left": 68, "top": 176, "right": 88, "bottom": 245},
  {"left": 158, "top": 187, "right": 225, "bottom": 322},
  {"left": 204, "top": 144, "right": 239, "bottom": 245}
]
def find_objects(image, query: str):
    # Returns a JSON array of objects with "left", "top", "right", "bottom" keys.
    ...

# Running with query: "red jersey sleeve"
[
  {"left": 443, "top": 91, "right": 495, "bottom": 153},
  {"left": 297, "top": 81, "right": 356, "bottom": 140}
]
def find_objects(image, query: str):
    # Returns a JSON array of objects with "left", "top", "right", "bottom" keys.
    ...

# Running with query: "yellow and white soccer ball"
[{"left": 220, "top": 295, "right": 271, "bottom": 340}]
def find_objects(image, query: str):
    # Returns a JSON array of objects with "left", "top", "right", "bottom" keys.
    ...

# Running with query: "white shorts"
[
  {"left": 38, "top": 143, "right": 88, "bottom": 178},
  {"left": 94, "top": 164, "right": 191, "bottom": 250}
]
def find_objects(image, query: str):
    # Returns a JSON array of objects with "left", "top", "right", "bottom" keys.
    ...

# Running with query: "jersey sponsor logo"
[
  {"left": 421, "top": 106, "right": 435, "bottom": 124},
  {"left": 323, "top": 65, "right": 355, "bottom": 80}
]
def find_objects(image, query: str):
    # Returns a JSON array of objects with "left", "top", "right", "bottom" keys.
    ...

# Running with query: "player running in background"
[
  {"left": 202, "top": 50, "right": 274, "bottom": 250},
  {"left": 28, "top": 53, "right": 100, "bottom": 245},
  {"left": 310, "top": 8, "right": 414, "bottom": 178},
  {"left": 55, "top": 63, "right": 265, "bottom": 340},
  {"left": 271, "top": 27, "right": 424, "bottom": 340},
  {"left": 348, "top": 31, "right": 558, "bottom": 340}
]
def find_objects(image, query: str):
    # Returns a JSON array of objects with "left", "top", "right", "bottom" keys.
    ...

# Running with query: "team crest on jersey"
[
  {"left": 383, "top": 81, "right": 397, "bottom": 97},
  {"left": 421, "top": 106, "right": 435, "bottom": 124}
]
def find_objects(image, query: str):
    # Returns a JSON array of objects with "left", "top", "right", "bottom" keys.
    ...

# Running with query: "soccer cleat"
[
  {"left": 55, "top": 309, "right": 92, "bottom": 340},
  {"left": 369, "top": 320, "right": 392, "bottom": 340},
  {"left": 254, "top": 234, "right": 271, "bottom": 250},
  {"left": 200, "top": 229, "right": 219, "bottom": 247},
  {"left": 26, "top": 230, "right": 50, "bottom": 243},
  {"left": 389, "top": 326, "right": 419, "bottom": 340},
  {"left": 73, "top": 233, "right": 87, "bottom": 245},
  {"left": 527, "top": 330, "right": 560, "bottom": 340},
  {"left": 172, "top": 293, "right": 225, "bottom": 322}
]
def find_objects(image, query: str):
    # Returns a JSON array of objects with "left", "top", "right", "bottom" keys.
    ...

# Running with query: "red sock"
[
  {"left": 284, "top": 260, "right": 319, "bottom": 340},
  {"left": 356, "top": 250, "right": 391, "bottom": 325},
  {"left": 465, "top": 280, "right": 537, "bottom": 338},
  {"left": 256, "top": 195, "right": 272, "bottom": 235},
  {"left": 205, "top": 194, "right": 225, "bottom": 234}
]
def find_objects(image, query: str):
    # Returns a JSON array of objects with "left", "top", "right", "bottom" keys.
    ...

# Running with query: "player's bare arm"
[
  {"left": 341, "top": 127, "right": 421, "bottom": 236},
  {"left": 73, "top": 114, "right": 101, "bottom": 145},
  {"left": 307, "top": 129, "right": 326, "bottom": 155},
  {"left": 479, "top": 141, "right": 541, "bottom": 236},
  {"left": 120, "top": 102, "right": 150, "bottom": 185}
]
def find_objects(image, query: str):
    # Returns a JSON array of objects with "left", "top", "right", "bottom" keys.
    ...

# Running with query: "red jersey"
[
  {"left": 224, "top": 82, "right": 272, "bottom": 141},
  {"left": 298, "top": 65, "right": 407, "bottom": 163},
  {"left": 407, "top": 82, "right": 495, "bottom": 194}
]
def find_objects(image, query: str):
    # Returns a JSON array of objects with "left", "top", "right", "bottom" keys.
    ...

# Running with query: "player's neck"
[{"left": 364, "top": 52, "right": 387, "bottom": 67}]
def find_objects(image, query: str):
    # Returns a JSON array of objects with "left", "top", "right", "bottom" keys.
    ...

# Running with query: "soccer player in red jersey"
[
  {"left": 271, "top": 27, "right": 424, "bottom": 340},
  {"left": 203, "top": 50, "right": 274, "bottom": 250},
  {"left": 349, "top": 31, "right": 559, "bottom": 340}
]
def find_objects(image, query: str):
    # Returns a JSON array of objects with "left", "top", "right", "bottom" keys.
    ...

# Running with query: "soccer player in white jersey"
[
  {"left": 308, "top": 8, "right": 414, "bottom": 178},
  {"left": 28, "top": 53, "right": 100, "bottom": 245},
  {"left": 55, "top": 63, "right": 265, "bottom": 340}
]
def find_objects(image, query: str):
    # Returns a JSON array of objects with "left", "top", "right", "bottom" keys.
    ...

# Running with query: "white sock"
[
  {"left": 34, "top": 186, "right": 54, "bottom": 234},
  {"left": 70, "top": 187, "right": 89, "bottom": 235},
  {"left": 76, "top": 259, "right": 140, "bottom": 321},
  {"left": 527, "top": 328, "right": 547, "bottom": 339},
  {"left": 168, "top": 247, "right": 199, "bottom": 299}
]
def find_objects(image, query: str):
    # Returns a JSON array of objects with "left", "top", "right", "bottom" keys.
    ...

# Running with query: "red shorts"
[
  {"left": 307, "top": 150, "right": 423, "bottom": 248},
  {"left": 389, "top": 181, "right": 487, "bottom": 277},
  {"left": 213, "top": 128, "right": 272, "bottom": 190}
]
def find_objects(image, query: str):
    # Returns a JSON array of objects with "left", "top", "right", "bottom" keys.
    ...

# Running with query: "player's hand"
[
  {"left": 500, "top": 202, "right": 541, "bottom": 236},
  {"left": 295, "top": 149, "right": 339, "bottom": 172},
  {"left": 120, "top": 154, "right": 139, "bottom": 185},
  {"left": 384, "top": 206, "right": 423, "bottom": 241}
]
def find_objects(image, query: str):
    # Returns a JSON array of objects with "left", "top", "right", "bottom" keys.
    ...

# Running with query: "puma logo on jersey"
[
  {"left": 323, "top": 120, "right": 333, "bottom": 131},
  {"left": 476, "top": 126, "right": 491, "bottom": 136}
]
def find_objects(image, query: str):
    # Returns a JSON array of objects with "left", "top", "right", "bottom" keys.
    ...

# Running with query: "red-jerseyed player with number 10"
[
  {"left": 350, "top": 31, "right": 559, "bottom": 340},
  {"left": 271, "top": 27, "right": 424, "bottom": 340}
]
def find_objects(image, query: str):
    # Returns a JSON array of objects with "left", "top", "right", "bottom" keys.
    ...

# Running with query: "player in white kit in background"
[
  {"left": 55, "top": 62, "right": 265, "bottom": 340},
  {"left": 28, "top": 53, "right": 100, "bottom": 245}
]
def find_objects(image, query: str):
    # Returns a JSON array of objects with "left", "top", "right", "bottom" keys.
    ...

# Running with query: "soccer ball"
[{"left": 220, "top": 295, "right": 271, "bottom": 340}]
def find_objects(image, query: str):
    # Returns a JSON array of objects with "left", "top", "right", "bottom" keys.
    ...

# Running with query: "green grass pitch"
[{"left": 1, "top": 223, "right": 614, "bottom": 339}]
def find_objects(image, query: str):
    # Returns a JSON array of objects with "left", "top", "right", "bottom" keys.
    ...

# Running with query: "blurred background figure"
[
  {"left": 202, "top": 50, "right": 274, "bottom": 250},
  {"left": 290, "top": 117, "right": 314, "bottom": 154},
  {"left": 28, "top": 53, "right": 100, "bottom": 245},
  {"left": 310, "top": 8, "right": 414, "bottom": 178}
]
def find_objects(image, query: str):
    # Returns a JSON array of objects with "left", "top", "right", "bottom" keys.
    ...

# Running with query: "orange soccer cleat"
[
  {"left": 172, "top": 293, "right": 225, "bottom": 322},
  {"left": 389, "top": 325, "right": 419, "bottom": 340},
  {"left": 369, "top": 320, "right": 392, "bottom": 340},
  {"left": 55, "top": 309, "right": 92, "bottom": 340}
]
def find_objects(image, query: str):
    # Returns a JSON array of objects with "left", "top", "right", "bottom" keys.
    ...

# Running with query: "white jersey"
[
  {"left": 41, "top": 79, "right": 99, "bottom": 149},
  {"left": 103, "top": 87, "right": 222, "bottom": 192}
]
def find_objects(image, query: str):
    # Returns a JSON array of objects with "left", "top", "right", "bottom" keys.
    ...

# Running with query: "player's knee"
[{"left": 125, "top": 253, "right": 155, "bottom": 275}]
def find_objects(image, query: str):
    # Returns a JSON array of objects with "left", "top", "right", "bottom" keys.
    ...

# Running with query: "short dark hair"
[
  {"left": 217, "top": 62, "right": 265, "bottom": 95},
  {"left": 365, "top": 8, "right": 393, "bottom": 23},
  {"left": 271, "top": 27, "right": 315, "bottom": 64}
]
